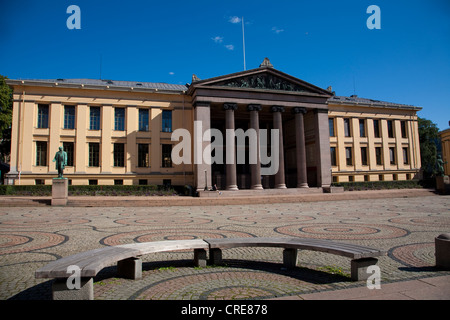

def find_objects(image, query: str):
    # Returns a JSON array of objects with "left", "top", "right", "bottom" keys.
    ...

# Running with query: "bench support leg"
[
  {"left": 194, "top": 249, "right": 207, "bottom": 267},
  {"left": 283, "top": 248, "right": 298, "bottom": 268},
  {"left": 209, "top": 248, "right": 223, "bottom": 265},
  {"left": 351, "top": 258, "right": 378, "bottom": 281},
  {"left": 118, "top": 257, "right": 142, "bottom": 280},
  {"left": 52, "top": 277, "right": 94, "bottom": 300}
]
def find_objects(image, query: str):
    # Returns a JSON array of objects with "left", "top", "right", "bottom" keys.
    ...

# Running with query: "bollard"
[{"left": 435, "top": 233, "right": 450, "bottom": 270}]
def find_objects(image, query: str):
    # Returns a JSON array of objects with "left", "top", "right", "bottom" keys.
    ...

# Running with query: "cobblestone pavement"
[{"left": 0, "top": 191, "right": 449, "bottom": 300}]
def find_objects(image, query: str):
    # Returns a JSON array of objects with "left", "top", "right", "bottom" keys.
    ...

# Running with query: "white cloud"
[
  {"left": 169, "top": 72, "right": 175, "bottom": 75},
  {"left": 229, "top": 16, "right": 241, "bottom": 24},
  {"left": 272, "top": 27, "right": 284, "bottom": 34},
  {"left": 225, "top": 44, "right": 234, "bottom": 51},
  {"left": 212, "top": 36, "right": 224, "bottom": 43}
]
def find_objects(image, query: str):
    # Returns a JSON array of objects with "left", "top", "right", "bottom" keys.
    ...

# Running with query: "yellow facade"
[
  {"left": 439, "top": 128, "right": 450, "bottom": 175},
  {"left": 328, "top": 97, "right": 421, "bottom": 183},
  {"left": 7, "top": 81, "right": 194, "bottom": 186},
  {"left": 6, "top": 71, "right": 422, "bottom": 187}
]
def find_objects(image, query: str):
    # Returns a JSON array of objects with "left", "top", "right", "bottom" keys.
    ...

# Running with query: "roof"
[
  {"left": 6, "top": 78, "right": 189, "bottom": 93},
  {"left": 328, "top": 95, "right": 422, "bottom": 111}
]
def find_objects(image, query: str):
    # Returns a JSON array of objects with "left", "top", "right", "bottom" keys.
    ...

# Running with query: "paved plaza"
[{"left": 0, "top": 189, "right": 449, "bottom": 300}]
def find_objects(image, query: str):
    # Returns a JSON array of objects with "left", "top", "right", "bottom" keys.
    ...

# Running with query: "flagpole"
[{"left": 242, "top": 16, "right": 246, "bottom": 71}]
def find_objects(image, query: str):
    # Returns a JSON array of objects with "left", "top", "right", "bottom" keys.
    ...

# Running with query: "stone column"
[
  {"left": 194, "top": 102, "right": 212, "bottom": 192},
  {"left": 248, "top": 104, "right": 263, "bottom": 190},
  {"left": 271, "top": 106, "right": 286, "bottom": 189},
  {"left": 224, "top": 103, "right": 239, "bottom": 191},
  {"left": 314, "top": 108, "right": 332, "bottom": 187},
  {"left": 293, "top": 107, "right": 308, "bottom": 188}
]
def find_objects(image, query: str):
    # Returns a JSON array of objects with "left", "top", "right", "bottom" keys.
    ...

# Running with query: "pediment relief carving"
[{"left": 215, "top": 73, "right": 314, "bottom": 93}]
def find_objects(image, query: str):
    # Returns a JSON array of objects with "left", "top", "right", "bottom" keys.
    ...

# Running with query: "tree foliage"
[
  {"left": 418, "top": 117, "right": 440, "bottom": 178},
  {"left": 0, "top": 75, "right": 13, "bottom": 162}
]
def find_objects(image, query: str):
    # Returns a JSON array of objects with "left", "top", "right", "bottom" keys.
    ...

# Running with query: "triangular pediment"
[{"left": 190, "top": 65, "right": 332, "bottom": 96}]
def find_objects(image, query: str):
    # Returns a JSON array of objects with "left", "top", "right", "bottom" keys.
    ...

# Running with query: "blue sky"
[{"left": 1, "top": 0, "right": 449, "bottom": 130}]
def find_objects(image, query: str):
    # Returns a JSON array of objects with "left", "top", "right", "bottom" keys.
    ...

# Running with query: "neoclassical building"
[{"left": 5, "top": 58, "right": 422, "bottom": 193}]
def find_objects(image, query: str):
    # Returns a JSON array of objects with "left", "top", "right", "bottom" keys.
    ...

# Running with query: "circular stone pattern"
[
  {"left": 388, "top": 242, "right": 435, "bottom": 267},
  {"left": 227, "top": 214, "right": 315, "bottom": 225},
  {"left": 0, "top": 218, "right": 90, "bottom": 228},
  {"left": 114, "top": 217, "right": 212, "bottom": 227},
  {"left": 100, "top": 229, "right": 256, "bottom": 246},
  {"left": 0, "top": 231, "right": 67, "bottom": 254},
  {"left": 389, "top": 216, "right": 450, "bottom": 228},
  {"left": 275, "top": 223, "right": 409, "bottom": 240}
]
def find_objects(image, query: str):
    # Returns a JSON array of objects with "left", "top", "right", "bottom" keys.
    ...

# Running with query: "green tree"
[
  {"left": 0, "top": 75, "right": 13, "bottom": 163},
  {"left": 418, "top": 117, "right": 440, "bottom": 179}
]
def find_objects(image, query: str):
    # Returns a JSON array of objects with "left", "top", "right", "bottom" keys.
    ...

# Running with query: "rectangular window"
[
  {"left": 344, "top": 118, "right": 351, "bottom": 137},
  {"left": 37, "top": 104, "right": 49, "bottom": 128},
  {"left": 162, "top": 144, "right": 172, "bottom": 168},
  {"left": 36, "top": 141, "right": 47, "bottom": 166},
  {"left": 138, "top": 144, "right": 149, "bottom": 167},
  {"left": 345, "top": 147, "right": 353, "bottom": 166},
  {"left": 114, "top": 179, "right": 123, "bottom": 185},
  {"left": 329, "top": 118, "right": 335, "bottom": 137},
  {"left": 387, "top": 120, "right": 394, "bottom": 138},
  {"left": 113, "top": 143, "right": 125, "bottom": 167},
  {"left": 114, "top": 108, "right": 125, "bottom": 131},
  {"left": 403, "top": 147, "right": 409, "bottom": 164},
  {"left": 162, "top": 110, "right": 172, "bottom": 132},
  {"left": 389, "top": 147, "right": 396, "bottom": 165},
  {"left": 401, "top": 121, "right": 407, "bottom": 138},
  {"left": 373, "top": 119, "right": 380, "bottom": 138},
  {"left": 89, "top": 107, "right": 101, "bottom": 130},
  {"left": 62, "top": 142, "right": 74, "bottom": 167},
  {"left": 64, "top": 105, "right": 75, "bottom": 129},
  {"left": 359, "top": 119, "right": 366, "bottom": 137},
  {"left": 89, "top": 179, "right": 98, "bottom": 185},
  {"left": 139, "top": 109, "right": 149, "bottom": 131},
  {"left": 88, "top": 143, "right": 100, "bottom": 167},
  {"left": 375, "top": 147, "right": 383, "bottom": 165},
  {"left": 360, "top": 147, "right": 368, "bottom": 166},
  {"left": 330, "top": 147, "right": 337, "bottom": 166}
]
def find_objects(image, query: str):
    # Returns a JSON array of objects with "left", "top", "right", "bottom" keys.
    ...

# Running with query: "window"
[
  {"left": 114, "top": 179, "right": 123, "bottom": 185},
  {"left": 139, "top": 179, "right": 148, "bottom": 185},
  {"left": 162, "top": 110, "right": 172, "bottom": 132},
  {"left": 138, "top": 144, "right": 149, "bottom": 167},
  {"left": 375, "top": 147, "right": 383, "bottom": 165},
  {"left": 387, "top": 120, "right": 394, "bottom": 138},
  {"left": 329, "top": 118, "right": 335, "bottom": 137},
  {"left": 36, "top": 141, "right": 47, "bottom": 166},
  {"left": 403, "top": 147, "right": 409, "bottom": 164},
  {"left": 35, "top": 179, "right": 45, "bottom": 185},
  {"left": 113, "top": 143, "right": 125, "bottom": 167},
  {"left": 37, "top": 104, "right": 49, "bottom": 128},
  {"left": 114, "top": 108, "right": 125, "bottom": 131},
  {"left": 62, "top": 142, "right": 74, "bottom": 166},
  {"left": 89, "top": 179, "right": 98, "bottom": 185},
  {"left": 389, "top": 147, "right": 396, "bottom": 165},
  {"left": 345, "top": 147, "right": 353, "bottom": 166},
  {"left": 344, "top": 118, "right": 351, "bottom": 137},
  {"left": 373, "top": 119, "right": 380, "bottom": 138},
  {"left": 64, "top": 105, "right": 75, "bottom": 129},
  {"left": 89, "top": 143, "right": 100, "bottom": 167},
  {"left": 162, "top": 144, "right": 172, "bottom": 168},
  {"left": 360, "top": 147, "right": 368, "bottom": 166},
  {"left": 359, "top": 119, "right": 366, "bottom": 137},
  {"left": 139, "top": 109, "right": 149, "bottom": 131},
  {"left": 90, "top": 107, "right": 101, "bottom": 130},
  {"left": 330, "top": 147, "right": 337, "bottom": 166},
  {"left": 401, "top": 121, "right": 407, "bottom": 138}
]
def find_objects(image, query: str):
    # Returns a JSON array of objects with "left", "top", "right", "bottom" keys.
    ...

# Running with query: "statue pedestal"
[
  {"left": 52, "top": 178, "right": 68, "bottom": 206},
  {"left": 436, "top": 175, "right": 450, "bottom": 194}
]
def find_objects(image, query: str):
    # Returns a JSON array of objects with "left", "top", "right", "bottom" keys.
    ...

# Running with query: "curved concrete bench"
[
  {"left": 35, "top": 239, "right": 209, "bottom": 300},
  {"left": 205, "top": 237, "right": 386, "bottom": 281},
  {"left": 35, "top": 237, "right": 385, "bottom": 300}
]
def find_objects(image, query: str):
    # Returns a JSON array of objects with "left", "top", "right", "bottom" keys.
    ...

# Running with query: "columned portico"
[{"left": 188, "top": 58, "right": 333, "bottom": 194}]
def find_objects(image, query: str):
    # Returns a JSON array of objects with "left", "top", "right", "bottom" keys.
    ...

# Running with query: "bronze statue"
[{"left": 53, "top": 146, "right": 67, "bottom": 178}]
